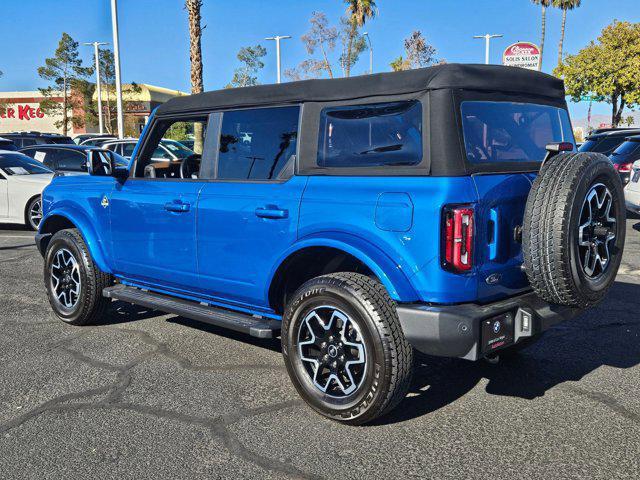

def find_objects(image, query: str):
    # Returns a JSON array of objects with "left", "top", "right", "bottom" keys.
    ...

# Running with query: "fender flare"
[
  {"left": 39, "top": 208, "right": 112, "bottom": 274},
  {"left": 267, "top": 233, "right": 420, "bottom": 302}
]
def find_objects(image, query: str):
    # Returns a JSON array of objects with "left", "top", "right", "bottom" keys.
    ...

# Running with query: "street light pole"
[
  {"left": 110, "top": 0, "right": 125, "bottom": 139},
  {"left": 363, "top": 32, "right": 373, "bottom": 74},
  {"left": 84, "top": 41, "right": 108, "bottom": 134},
  {"left": 473, "top": 34, "right": 503, "bottom": 64},
  {"left": 265, "top": 35, "right": 291, "bottom": 84}
]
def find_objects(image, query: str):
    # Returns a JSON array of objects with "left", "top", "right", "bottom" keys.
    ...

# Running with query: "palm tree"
[
  {"left": 185, "top": 0, "right": 204, "bottom": 153},
  {"left": 531, "top": 0, "right": 551, "bottom": 70},
  {"left": 343, "top": 0, "right": 377, "bottom": 77},
  {"left": 554, "top": 0, "right": 582, "bottom": 66}
]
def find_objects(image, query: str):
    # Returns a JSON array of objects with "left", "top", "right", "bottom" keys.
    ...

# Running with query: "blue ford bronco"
[{"left": 36, "top": 64, "right": 626, "bottom": 424}]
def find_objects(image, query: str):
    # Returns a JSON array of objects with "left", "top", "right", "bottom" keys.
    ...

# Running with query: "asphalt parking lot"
[{"left": 1, "top": 218, "right": 639, "bottom": 480}]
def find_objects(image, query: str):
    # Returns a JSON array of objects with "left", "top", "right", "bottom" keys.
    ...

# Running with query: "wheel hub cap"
[
  {"left": 297, "top": 306, "right": 367, "bottom": 398},
  {"left": 578, "top": 183, "right": 616, "bottom": 279}
]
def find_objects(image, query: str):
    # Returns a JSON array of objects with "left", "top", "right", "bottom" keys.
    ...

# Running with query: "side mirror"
[{"left": 87, "top": 150, "right": 115, "bottom": 176}]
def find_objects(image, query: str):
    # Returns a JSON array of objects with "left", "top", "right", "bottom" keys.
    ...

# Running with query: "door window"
[
  {"left": 135, "top": 117, "right": 206, "bottom": 179},
  {"left": 56, "top": 150, "right": 87, "bottom": 172},
  {"left": 121, "top": 143, "right": 136, "bottom": 158},
  {"left": 217, "top": 106, "right": 299, "bottom": 180}
]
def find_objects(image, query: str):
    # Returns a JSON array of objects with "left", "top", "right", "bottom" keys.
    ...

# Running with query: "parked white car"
[
  {"left": 0, "top": 151, "right": 53, "bottom": 230},
  {"left": 624, "top": 159, "right": 640, "bottom": 215}
]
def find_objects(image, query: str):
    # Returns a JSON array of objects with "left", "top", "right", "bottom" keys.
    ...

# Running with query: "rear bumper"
[
  {"left": 397, "top": 291, "right": 583, "bottom": 361},
  {"left": 625, "top": 188, "right": 640, "bottom": 214}
]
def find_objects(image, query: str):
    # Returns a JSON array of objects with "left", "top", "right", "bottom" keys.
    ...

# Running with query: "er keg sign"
[{"left": 502, "top": 42, "right": 541, "bottom": 70}]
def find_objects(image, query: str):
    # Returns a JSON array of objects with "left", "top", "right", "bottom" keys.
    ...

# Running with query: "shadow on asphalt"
[
  {"left": 0, "top": 224, "right": 33, "bottom": 231},
  {"left": 99, "top": 281, "right": 640, "bottom": 425},
  {"left": 376, "top": 280, "right": 640, "bottom": 425},
  {"left": 0, "top": 243, "right": 36, "bottom": 251}
]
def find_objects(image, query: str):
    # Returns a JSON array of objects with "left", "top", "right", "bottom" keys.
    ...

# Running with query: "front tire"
[
  {"left": 281, "top": 272, "right": 413, "bottom": 425},
  {"left": 44, "top": 229, "right": 113, "bottom": 325}
]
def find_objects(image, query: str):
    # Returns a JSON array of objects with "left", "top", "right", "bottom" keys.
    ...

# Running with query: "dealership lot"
[{"left": 0, "top": 219, "right": 639, "bottom": 479}]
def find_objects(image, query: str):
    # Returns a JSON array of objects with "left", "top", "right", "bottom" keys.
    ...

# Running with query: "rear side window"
[
  {"left": 317, "top": 101, "right": 422, "bottom": 168},
  {"left": 217, "top": 106, "right": 299, "bottom": 180},
  {"left": 461, "top": 101, "right": 574, "bottom": 164}
]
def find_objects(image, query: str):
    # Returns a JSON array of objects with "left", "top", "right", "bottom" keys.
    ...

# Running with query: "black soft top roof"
[{"left": 157, "top": 63, "right": 565, "bottom": 115}]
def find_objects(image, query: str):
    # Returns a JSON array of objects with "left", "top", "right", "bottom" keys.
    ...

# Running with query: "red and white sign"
[
  {"left": 0, "top": 104, "right": 46, "bottom": 121},
  {"left": 503, "top": 42, "right": 541, "bottom": 70}
]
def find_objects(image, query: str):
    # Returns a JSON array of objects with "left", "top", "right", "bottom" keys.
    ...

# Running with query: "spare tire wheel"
[{"left": 523, "top": 152, "right": 626, "bottom": 308}]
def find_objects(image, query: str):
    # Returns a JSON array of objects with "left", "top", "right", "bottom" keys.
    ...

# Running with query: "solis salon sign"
[
  {"left": 0, "top": 104, "right": 46, "bottom": 121},
  {"left": 503, "top": 42, "right": 541, "bottom": 70}
]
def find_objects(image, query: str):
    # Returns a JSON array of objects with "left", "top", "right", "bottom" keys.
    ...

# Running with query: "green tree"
[
  {"left": 81, "top": 49, "right": 141, "bottom": 136},
  {"left": 554, "top": 0, "right": 582, "bottom": 66},
  {"left": 555, "top": 21, "right": 640, "bottom": 127},
  {"left": 531, "top": 0, "right": 551, "bottom": 70},
  {"left": 390, "top": 31, "right": 439, "bottom": 71},
  {"left": 301, "top": 11, "right": 338, "bottom": 78},
  {"left": 37, "top": 33, "right": 91, "bottom": 135},
  {"left": 227, "top": 45, "right": 267, "bottom": 88},
  {"left": 343, "top": 0, "right": 376, "bottom": 77},
  {"left": 339, "top": 16, "right": 367, "bottom": 77}
]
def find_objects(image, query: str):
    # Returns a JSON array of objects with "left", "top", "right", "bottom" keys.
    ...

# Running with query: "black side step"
[{"left": 103, "top": 285, "right": 280, "bottom": 339}]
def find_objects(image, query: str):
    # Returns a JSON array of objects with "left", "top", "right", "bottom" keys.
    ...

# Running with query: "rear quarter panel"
[{"left": 298, "top": 176, "right": 479, "bottom": 304}]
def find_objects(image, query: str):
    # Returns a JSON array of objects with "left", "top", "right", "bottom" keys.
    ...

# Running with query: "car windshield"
[
  {"left": 161, "top": 139, "right": 194, "bottom": 159},
  {"left": 611, "top": 140, "right": 640, "bottom": 156},
  {"left": 461, "top": 101, "right": 574, "bottom": 164},
  {"left": 0, "top": 153, "right": 52, "bottom": 175}
]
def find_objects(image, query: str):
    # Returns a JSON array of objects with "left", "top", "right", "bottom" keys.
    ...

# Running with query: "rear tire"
[
  {"left": 523, "top": 152, "right": 626, "bottom": 307},
  {"left": 281, "top": 272, "right": 413, "bottom": 425},
  {"left": 44, "top": 229, "right": 113, "bottom": 325}
]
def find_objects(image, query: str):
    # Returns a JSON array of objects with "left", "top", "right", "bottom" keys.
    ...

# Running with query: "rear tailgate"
[{"left": 472, "top": 173, "right": 533, "bottom": 302}]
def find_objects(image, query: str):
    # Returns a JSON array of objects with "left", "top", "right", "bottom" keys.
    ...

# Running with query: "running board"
[{"left": 103, "top": 285, "right": 280, "bottom": 339}]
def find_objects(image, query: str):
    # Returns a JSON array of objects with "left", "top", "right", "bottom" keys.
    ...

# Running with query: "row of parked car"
[{"left": 0, "top": 131, "right": 197, "bottom": 230}]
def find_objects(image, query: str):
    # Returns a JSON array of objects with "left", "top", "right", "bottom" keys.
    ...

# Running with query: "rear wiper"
[{"left": 358, "top": 144, "right": 403, "bottom": 155}]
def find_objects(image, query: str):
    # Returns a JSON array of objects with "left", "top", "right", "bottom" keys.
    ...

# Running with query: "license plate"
[
  {"left": 632, "top": 170, "right": 640, "bottom": 183},
  {"left": 481, "top": 312, "right": 515, "bottom": 354}
]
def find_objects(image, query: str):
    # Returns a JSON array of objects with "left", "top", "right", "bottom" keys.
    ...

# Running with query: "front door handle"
[
  {"left": 164, "top": 201, "right": 190, "bottom": 213},
  {"left": 255, "top": 207, "right": 288, "bottom": 219}
]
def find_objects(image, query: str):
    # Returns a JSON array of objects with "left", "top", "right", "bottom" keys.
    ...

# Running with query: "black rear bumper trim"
[{"left": 397, "top": 292, "right": 583, "bottom": 361}]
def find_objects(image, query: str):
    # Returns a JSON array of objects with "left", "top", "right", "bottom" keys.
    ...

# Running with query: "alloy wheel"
[
  {"left": 29, "top": 198, "right": 43, "bottom": 230},
  {"left": 577, "top": 183, "right": 617, "bottom": 279},
  {"left": 50, "top": 248, "right": 82, "bottom": 310}
]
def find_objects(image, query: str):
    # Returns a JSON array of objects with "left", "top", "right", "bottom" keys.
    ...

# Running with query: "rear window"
[
  {"left": 317, "top": 101, "right": 422, "bottom": 168},
  {"left": 585, "top": 137, "right": 631, "bottom": 154},
  {"left": 461, "top": 101, "right": 574, "bottom": 164},
  {"left": 611, "top": 140, "right": 640, "bottom": 156}
]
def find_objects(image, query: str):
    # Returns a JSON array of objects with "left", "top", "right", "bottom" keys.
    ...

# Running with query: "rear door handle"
[
  {"left": 164, "top": 201, "right": 190, "bottom": 213},
  {"left": 255, "top": 207, "right": 288, "bottom": 219}
]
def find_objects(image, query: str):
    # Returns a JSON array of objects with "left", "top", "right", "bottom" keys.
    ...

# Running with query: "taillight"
[
  {"left": 442, "top": 205, "right": 474, "bottom": 273},
  {"left": 615, "top": 162, "right": 633, "bottom": 173}
]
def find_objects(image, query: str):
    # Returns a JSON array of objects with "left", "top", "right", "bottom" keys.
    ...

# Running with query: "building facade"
[{"left": 0, "top": 84, "right": 186, "bottom": 137}]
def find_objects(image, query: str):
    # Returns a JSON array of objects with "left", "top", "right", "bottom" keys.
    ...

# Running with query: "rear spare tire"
[{"left": 523, "top": 152, "right": 626, "bottom": 308}]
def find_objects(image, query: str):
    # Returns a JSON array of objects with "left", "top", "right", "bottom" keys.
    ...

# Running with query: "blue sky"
[{"left": 1, "top": 0, "right": 638, "bottom": 121}]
